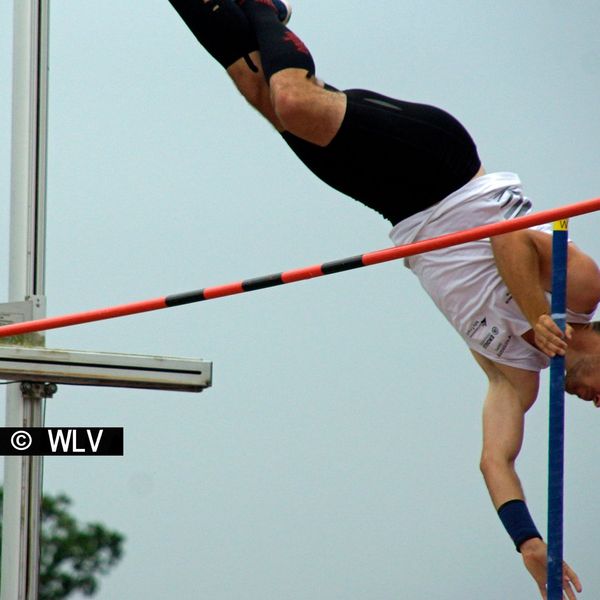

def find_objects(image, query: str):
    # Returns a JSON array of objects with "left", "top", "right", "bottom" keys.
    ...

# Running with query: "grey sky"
[{"left": 1, "top": 1, "right": 599, "bottom": 599}]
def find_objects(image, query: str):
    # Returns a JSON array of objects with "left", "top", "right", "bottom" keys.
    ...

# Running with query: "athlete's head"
[{"left": 565, "top": 322, "right": 600, "bottom": 406}]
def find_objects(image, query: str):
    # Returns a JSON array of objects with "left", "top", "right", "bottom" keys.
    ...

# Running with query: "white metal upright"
[{"left": 1, "top": 1, "right": 49, "bottom": 599}]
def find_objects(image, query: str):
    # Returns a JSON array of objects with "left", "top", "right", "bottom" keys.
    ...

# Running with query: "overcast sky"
[{"left": 1, "top": 1, "right": 599, "bottom": 599}]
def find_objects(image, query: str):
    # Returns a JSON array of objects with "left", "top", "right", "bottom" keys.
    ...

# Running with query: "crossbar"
[{"left": 0, "top": 196, "right": 598, "bottom": 339}]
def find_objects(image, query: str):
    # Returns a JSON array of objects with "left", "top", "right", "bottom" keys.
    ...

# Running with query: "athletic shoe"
[
  {"left": 273, "top": 0, "right": 292, "bottom": 25},
  {"left": 237, "top": 0, "right": 292, "bottom": 25}
]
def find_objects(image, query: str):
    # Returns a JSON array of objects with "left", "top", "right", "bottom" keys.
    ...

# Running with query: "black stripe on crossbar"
[
  {"left": 321, "top": 255, "right": 365, "bottom": 275},
  {"left": 165, "top": 290, "right": 206, "bottom": 307},
  {"left": 242, "top": 273, "right": 284, "bottom": 292}
]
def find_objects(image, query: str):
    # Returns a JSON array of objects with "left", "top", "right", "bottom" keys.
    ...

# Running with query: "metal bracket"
[
  {"left": 0, "top": 298, "right": 46, "bottom": 347},
  {"left": 20, "top": 381, "right": 57, "bottom": 400}
]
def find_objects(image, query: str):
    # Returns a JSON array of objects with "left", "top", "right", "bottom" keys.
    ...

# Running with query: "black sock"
[
  {"left": 168, "top": 0, "right": 258, "bottom": 69},
  {"left": 238, "top": 0, "right": 315, "bottom": 81}
]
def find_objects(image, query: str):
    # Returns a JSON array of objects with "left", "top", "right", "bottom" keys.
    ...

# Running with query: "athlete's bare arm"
[
  {"left": 471, "top": 350, "right": 582, "bottom": 599},
  {"left": 471, "top": 351, "right": 536, "bottom": 507},
  {"left": 491, "top": 230, "right": 600, "bottom": 357}
]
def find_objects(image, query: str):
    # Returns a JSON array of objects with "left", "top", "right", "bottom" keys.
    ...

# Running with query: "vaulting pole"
[
  {"left": 547, "top": 219, "right": 569, "bottom": 599},
  {"left": 0, "top": 197, "right": 598, "bottom": 339}
]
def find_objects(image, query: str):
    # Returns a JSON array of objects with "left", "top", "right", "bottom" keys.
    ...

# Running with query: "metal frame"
[
  {"left": 0, "top": 345, "right": 212, "bottom": 392},
  {"left": 1, "top": 4, "right": 213, "bottom": 599},
  {"left": 2, "top": 3, "right": 50, "bottom": 598}
]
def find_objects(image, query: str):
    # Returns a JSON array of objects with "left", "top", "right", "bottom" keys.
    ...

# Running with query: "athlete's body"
[{"left": 167, "top": 2, "right": 600, "bottom": 597}]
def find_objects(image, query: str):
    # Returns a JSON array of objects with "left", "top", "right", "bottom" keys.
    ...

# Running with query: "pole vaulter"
[{"left": 0, "top": 196, "right": 598, "bottom": 339}]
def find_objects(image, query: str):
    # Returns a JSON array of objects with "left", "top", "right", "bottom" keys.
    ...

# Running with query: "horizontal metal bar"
[{"left": 0, "top": 346, "right": 212, "bottom": 392}]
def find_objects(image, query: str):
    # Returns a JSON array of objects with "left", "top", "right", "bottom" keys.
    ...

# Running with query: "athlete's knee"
[
  {"left": 227, "top": 54, "right": 281, "bottom": 126},
  {"left": 268, "top": 71, "right": 317, "bottom": 129},
  {"left": 227, "top": 56, "right": 265, "bottom": 108},
  {"left": 235, "top": 75, "right": 267, "bottom": 111}
]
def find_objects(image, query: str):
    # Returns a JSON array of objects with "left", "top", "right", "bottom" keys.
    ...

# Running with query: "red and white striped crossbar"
[{"left": 1, "top": 196, "right": 599, "bottom": 338}]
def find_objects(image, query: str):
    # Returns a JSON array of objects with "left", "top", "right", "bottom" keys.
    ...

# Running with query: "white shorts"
[{"left": 389, "top": 172, "right": 596, "bottom": 371}]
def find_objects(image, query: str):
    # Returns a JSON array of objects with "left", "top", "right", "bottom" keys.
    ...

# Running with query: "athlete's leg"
[
  {"left": 168, "top": 0, "right": 257, "bottom": 69},
  {"left": 226, "top": 52, "right": 283, "bottom": 128},
  {"left": 170, "top": 1, "right": 482, "bottom": 224},
  {"left": 168, "top": 0, "right": 282, "bottom": 127},
  {"left": 238, "top": 0, "right": 346, "bottom": 146}
]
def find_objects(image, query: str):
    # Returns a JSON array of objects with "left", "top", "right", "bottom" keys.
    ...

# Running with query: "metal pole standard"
[
  {"left": 547, "top": 219, "right": 569, "bottom": 600},
  {"left": 0, "top": 197, "right": 598, "bottom": 340},
  {"left": 1, "top": 2, "right": 50, "bottom": 599}
]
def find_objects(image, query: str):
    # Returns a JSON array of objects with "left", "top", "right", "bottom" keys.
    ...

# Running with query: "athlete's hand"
[
  {"left": 521, "top": 538, "right": 582, "bottom": 599},
  {"left": 534, "top": 314, "right": 573, "bottom": 357}
]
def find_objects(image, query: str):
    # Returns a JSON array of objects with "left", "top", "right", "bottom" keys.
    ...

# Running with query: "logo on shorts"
[
  {"left": 495, "top": 336, "right": 512, "bottom": 357},
  {"left": 467, "top": 318, "right": 487, "bottom": 338},
  {"left": 481, "top": 333, "right": 496, "bottom": 349}
]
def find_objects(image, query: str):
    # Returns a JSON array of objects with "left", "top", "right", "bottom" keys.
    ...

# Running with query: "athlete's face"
[{"left": 565, "top": 355, "right": 600, "bottom": 407}]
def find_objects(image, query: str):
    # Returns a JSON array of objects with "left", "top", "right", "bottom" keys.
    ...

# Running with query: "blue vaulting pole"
[{"left": 547, "top": 219, "right": 569, "bottom": 599}]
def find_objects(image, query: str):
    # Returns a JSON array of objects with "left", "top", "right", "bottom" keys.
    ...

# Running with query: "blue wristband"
[{"left": 497, "top": 499, "right": 542, "bottom": 552}]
